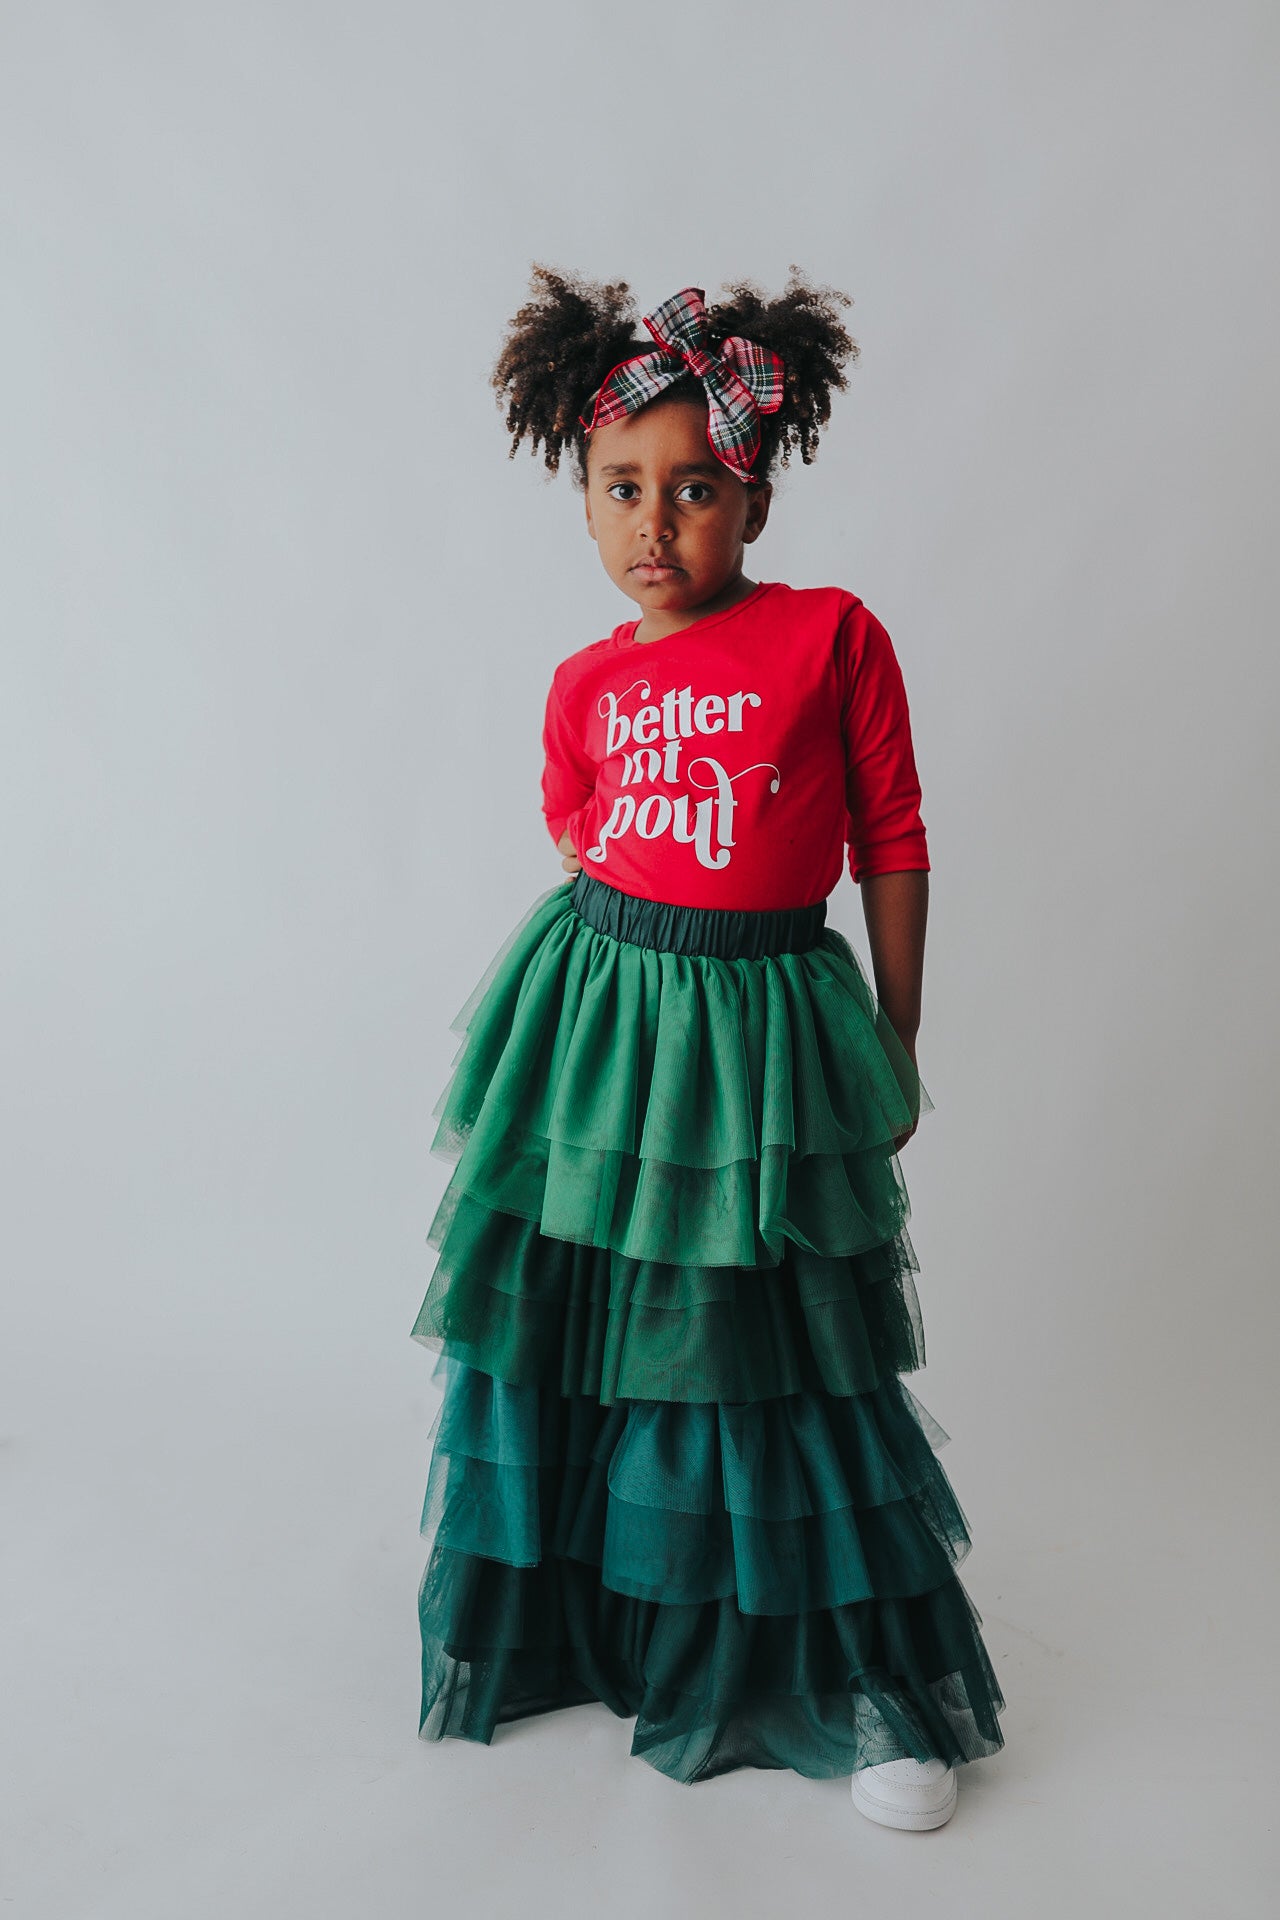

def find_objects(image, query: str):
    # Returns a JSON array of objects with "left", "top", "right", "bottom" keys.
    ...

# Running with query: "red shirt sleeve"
[
  {"left": 838, "top": 604, "right": 930, "bottom": 884},
  {"left": 540, "top": 673, "right": 598, "bottom": 850}
]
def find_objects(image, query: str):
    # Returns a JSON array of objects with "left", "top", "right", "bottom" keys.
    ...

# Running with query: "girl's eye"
[{"left": 607, "top": 482, "right": 712, "bottom": 503}]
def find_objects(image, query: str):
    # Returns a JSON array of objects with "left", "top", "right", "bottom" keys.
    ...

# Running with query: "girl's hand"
[
  {"left": 557, "top": 829, "right": 582, "bottom": 876},
  {"left": 891, "top": 1034, "right": 920, "bottom": 1153}
]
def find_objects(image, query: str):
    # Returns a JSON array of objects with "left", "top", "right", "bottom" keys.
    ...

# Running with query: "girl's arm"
[
  {"left": 860, "top": 868, "right": 928, "bottom": 1151},
  {"left": 860, "top": 869, "right": 927, "bottom": 1050},
  {"left": 542, "top": 675, "right": 596, "bottom": 872},
  {"left": 836, "top": 599, "right": 931, "bottom": 1148}
]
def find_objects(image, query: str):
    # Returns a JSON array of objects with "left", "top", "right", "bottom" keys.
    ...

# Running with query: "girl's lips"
[{"left": 632, "top": 563, "right": 684, "bottom": 580}]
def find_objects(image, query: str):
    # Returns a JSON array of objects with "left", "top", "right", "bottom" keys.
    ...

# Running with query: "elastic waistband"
[{"left": 569, "top": 871, "right": 827, "bottom": 958}]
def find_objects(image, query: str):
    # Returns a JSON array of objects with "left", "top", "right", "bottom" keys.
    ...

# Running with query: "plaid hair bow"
[{"left": 578, "top": 286, "right": 785, "bottom": 485}]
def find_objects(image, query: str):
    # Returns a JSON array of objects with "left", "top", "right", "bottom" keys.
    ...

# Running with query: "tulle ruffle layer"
[
  {"left": 412, "top": 1190, "right": 926, "bottom": 1404},
  {"left": 427, "top": 881, "right": 934, "bottom": 1269},
  {"left": 413, "top": 879, "right": 1006, "bottom": 1782},
  {"left": 416, "top": 1537, "right": 1005, "bottom": 1782},
  {"left": 419, "top": 1351, "right": 969, "bottom": 1614}
]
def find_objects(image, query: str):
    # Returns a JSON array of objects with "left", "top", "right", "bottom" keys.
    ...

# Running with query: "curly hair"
[{"left": 490, "top": 262, "right": 858, "bottom": 492}]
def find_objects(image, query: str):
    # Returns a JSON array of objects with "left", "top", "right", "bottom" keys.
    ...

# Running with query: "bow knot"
[
  {"left": 578, "top": 286, "right": 785, "bottom": 484},
  {"left": 680, "top": 345, "right": 719, "bottom": 381}
]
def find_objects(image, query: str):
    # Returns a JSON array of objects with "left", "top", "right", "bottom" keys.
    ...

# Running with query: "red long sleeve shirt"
[{"left": 540, "top": 579, "right": 929, "bottom": 911}]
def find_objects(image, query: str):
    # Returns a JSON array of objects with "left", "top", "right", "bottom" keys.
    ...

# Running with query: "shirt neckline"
[{"left": 611, "top": 579, "right": 778, "bottom": 649}]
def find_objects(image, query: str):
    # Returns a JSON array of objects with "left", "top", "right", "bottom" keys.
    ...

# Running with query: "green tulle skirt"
[{"left": 411, "top": 870, "right": 1006, "bottom": 1784}]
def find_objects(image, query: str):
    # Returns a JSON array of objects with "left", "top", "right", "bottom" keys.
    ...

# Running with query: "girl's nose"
[{"left": 639, "top": 503, "right": 675, "bottom": 541}]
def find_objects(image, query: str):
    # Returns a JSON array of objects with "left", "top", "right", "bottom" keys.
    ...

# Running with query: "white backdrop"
[{"left": 3, "top": 3, "right": 1276, "bottom": 1914}]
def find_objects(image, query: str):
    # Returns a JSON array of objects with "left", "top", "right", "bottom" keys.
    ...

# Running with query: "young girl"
[{"left": 410, "top": 266, "right": 1006, "bottom": 1829}]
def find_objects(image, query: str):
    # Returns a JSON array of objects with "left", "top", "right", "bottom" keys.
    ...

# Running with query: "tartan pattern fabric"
[{"left": 578, "top": 286, "right": 785, "bottom": 484}]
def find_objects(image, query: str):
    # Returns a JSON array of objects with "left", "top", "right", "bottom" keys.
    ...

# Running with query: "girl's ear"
[
  {"left": 743, "top": 481, "right": 772, "bottom": 544},
  {"left": 585, "top": 496, "right": 596, "bottom": 540}
]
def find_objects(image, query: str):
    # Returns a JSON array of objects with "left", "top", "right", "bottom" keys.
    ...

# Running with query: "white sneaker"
[{"left": 850, "top": 1754, "right": 958, "bottom": 1830}]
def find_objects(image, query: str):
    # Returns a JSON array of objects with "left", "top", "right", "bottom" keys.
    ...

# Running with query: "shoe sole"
[{"left": 849, "top": 1769, "right": 958, "bottom": 1831}]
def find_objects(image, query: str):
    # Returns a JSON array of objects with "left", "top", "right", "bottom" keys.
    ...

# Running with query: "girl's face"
[{"left": 583, "top": 391, "right": 772, "bottom": 617}]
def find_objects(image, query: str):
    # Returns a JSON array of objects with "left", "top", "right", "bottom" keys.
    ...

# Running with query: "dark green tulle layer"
[
  {"left": 417, "top": 1537, "right": 1005, "bottom": 1782},
  {"left": 419, "top": 1351, "right": 969, "bottom": 1610},
  {"left": 412, "top": 878, "right": 1006, "bottom": 1784},
  {"left": 412, "top": 1189, "right": 926, "bottom": 1404}
]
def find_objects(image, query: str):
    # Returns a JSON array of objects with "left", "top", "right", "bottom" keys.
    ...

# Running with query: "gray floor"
[{"left": 6, "top": 1314, "right": 1275, "bottom": 1919}]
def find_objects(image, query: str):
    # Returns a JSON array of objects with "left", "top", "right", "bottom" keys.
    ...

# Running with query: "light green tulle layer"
[{"left": 427, "top": 881, "right": 934, "bottom": 1270}]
